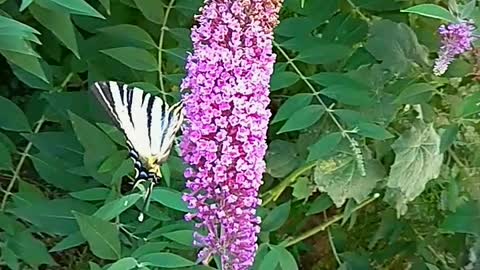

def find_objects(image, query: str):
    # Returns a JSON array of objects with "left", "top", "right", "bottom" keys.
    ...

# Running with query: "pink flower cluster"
[
  {"left": 180, "top": 0, "right": 282, "bottom": 269},
  {"left": 433, "top": 22, "right": 476, "bottom": 76}
]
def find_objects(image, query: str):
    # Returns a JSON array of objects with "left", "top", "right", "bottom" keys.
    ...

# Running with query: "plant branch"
[
  {"left": 345, "top": 0, "right": 370, "bottom": 23},
  {"left": 324, "top": 211, "right": 342, "bottom": 265},
  {"left": 0, "top": 73, "right": 72, "bottom": 211},
  {"left": 273, "top": 42, "right": 365, "bottom": 175},
  {"left": 1, "top": 117, "right": 45, "bottom": 211},
  {"left": 281, "top": 193, "right": 380, "bottom": 248},
  {"left": 158, "top": 0, "right": 176, "bottom": 100}
]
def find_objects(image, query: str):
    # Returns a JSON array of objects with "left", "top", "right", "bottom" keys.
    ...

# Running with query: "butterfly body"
[{"left": 91, "top": 81, "right": 184, "bottom": 219}]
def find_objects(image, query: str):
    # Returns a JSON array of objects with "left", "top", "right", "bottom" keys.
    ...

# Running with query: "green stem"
[
  {"left": 0, "top": 73, "right": 73, "bottom": 211},
  {"left": 324, "top": 211, "right": 342, "bottom": 265},
  {"left": 281, "top": 193, "right": 380, "bottom": 248},
  {"left": 158, "top": 0, "right": 176, "bottom": 100},
  {"left": 345, "top": 0, "right": 370, "bottom": 23},
  {"left": 0, "top": 117, "right": 45, "bottom": 211}
]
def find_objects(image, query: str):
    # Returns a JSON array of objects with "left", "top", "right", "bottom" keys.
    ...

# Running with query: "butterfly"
[{"left": 91, "top": 81, "right": 184, "bottom": 221}]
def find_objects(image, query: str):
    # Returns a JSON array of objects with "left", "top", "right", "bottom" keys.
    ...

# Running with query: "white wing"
[{"left": 91, "top": 81, "right": 184, "bottom": 162}]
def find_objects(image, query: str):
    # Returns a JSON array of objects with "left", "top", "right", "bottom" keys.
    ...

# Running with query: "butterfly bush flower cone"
[
  {"left": 180, "top": 0, "right": 282, "bottom": 269},
  {"left": 433, "top": 22, "right": 476, "bottom": 76}
]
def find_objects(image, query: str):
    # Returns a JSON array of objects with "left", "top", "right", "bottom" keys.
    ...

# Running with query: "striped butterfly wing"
[{"left": 91, "top": 81, "right": 184, "bottom": 178}]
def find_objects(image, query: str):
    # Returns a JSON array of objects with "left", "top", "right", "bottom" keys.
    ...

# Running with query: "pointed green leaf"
[
  {"left": 151, "top": 187, "right": 189, "bottom": 212},
  {"left": 29, "top": 4, "right": 79, "bottom": 58},
  {"left": 0, "top": 96, "right": 31, "bottom": 132},
  {"left": 440, "top": 200, "right": 480, "bottom": 236},
  {"left": 161, "top": 230, "right": 194, "bottom": 246},
  {"left": 272, "top": 94, "right": 313, "bottom": 124},
  {"left": 94, "top": 193, "right": 142, "bottom": 220},
  {"left": 134, "top": 0, "right": 164, "bottom": 24},
  {"left": 278, "top": 105, "right": 324, "bottom": 134},
  {"left": 307, "top": 132, "right": 343, "bottom": 161},
  {"left": 270, "top": 71, "right": 299, "bottom": 91},
  {"left": 107, "top": 257, "right": 138, "bottom": 270},
  {"left": 402, "top": 4, "right": 457, "bottom": 22},
  {"left": 50, "top": 231, "right": 86, "bottom": 252},
  {"left": 386, "top": 123, "right": 443, "bottom": 215},
  {"left": 98, "top": 24, "right": 157, "bottom": 49},
  {"left": 74, "top": 212, "right": 121, "bottom": 260},
  {"left": 70, "top": 187, "right": 110, "bottom": 201},
  {"left": 138, "top": 253, "right": 195, "bottom": 268},
  {"left": 262, "top": 201, "right": 291, "bottom": 232},
  {"left": 101, "top": 47, "right": 157, "bottom": 71}
]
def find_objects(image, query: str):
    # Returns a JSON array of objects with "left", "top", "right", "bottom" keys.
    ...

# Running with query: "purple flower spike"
[
  {"left": 180, "top": 0, "right": 282, "bottom": 269},
  {"left": 433, "top": 22, "right": 476, "bottom": 76}
]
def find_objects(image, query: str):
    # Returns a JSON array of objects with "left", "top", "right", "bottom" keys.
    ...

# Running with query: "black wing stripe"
[{"left": 146, "top": 95, "right": 155, "bottom": 146}]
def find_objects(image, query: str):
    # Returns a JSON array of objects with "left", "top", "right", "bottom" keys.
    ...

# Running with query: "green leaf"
[
  {"left": 74, "top": 212, "right": 121, "bottom": 260},
  {"left": 98, "top": 150, "right": 128, "bottom": 173},
  {"left": 151, "top": 187, "right": 189, "bottom": 212},
  {"left": 42, "top": 0, "right": 105, "bottom": 19},
  {"left": 70, "top": 187, "right": 110, "bottom": 201},
  {"left": 321, "top": 85, "right": 373, "bottom": 107},
  {"left": 50, "top": 231, "right": 86, "bottom": 252},
  {"left": 138, "top": 253, "right": 195, "bottom": 268},
  {"left": 132, "top": 242, "right": 169, "bottom": 258},
  {"left": 393, "top": 83, "right": 435, "bottom": 104},
  {"left": 307, "top": 132, "right": 343, "bottom": 161},
  {"left": 262, "top": 201, "right": 291, "bottom": 232},
  {"left": 296, "top": 43, "right": 351, "bottom": 64},
  {"left": 339, "top": 252, "right": 372, "bottom": 270},
  {"left": 30, "top": 152, "right": 90, "bottom": 191},
  {"left": 259, "top": 249, "right": 279, "bottom": 270},
  {"left": 272, "top": 94, "right": 313, "bottom": 123},
  {"left": 314, "top": 156, "right": 384, "bottom": 207},
  {"left": 356, "top": 122, "right": 394, "bottom": 140},
  {"left": 365, "top": 20, "right": 428, "bottom": 74},
  {"left": 98, "top": 0, "right": 110, "bottom": 14},
  {"left": 0, "top": 96, "right": 31, "bottom": 132},
  {"left": 456, "top": 92, "right": 480, "bottom": 118},
  {"left": 271, "top": 246, "right": 298, "bottom": 270},
  {"left": 23, "top": 131, "right": 83, "bottom": 167},
  {"left": 461, "top": 0, "right": 476, "bottom": 19},
  {"left": 439, "top": 124, "right": 458, "bottom": 153},
  {"left": 161, "top": 230, "right": 194, "bottom": 246},
  {"left": 134, "top": 0, "right": 164, "bottom": 24},
  {"left": 98, "top": 24, "right": 157, "bottom": 49},
  {"left": 6, "top": 230, "right": 57, "bottom": 267},
  {"left": 0, "top": 39, "right": 40, "bottom": 57},
  {"left": 29, "top": 4, "right": 79, "bottom": 58},
  {"left": 69, "top": 112, "right": 116, "bottom": 154},
  {"left": 270, "top": 71, "right": 299, "bottom": 91},
  {"left": 101, "top": 47, "right": 157, "bottom": 71},
  {"left": 306, "top": 194, "right": 334, "bottom": 216},
  {"left": 266, "top": 140, "right": 300, "bottom": 178},
  {"left": 278, "top": 105, "right": 324, "bottom": 133},
  {"left": 89, "top": 262, "right": 102, "bottom": 270},
  {"left": 20, "top": 0, "right": 34, "bottom": 11},
  {"left": 401, "top": 4, "right": 457, "bottom": 23},
  {"left": 276, "top": 16, "right": 322, "bottom": 37},
  {"left": 94, "top": 193, "right": 142, "bottom": 220},
  {"left": 292, "top": 177, "right": 313, "bottom": 200},
  {"left": 107, "top": 257, "right": 138, "bottom": 270},
  {"left": 0, "top": 141, "right": 13, "bottom": 170},
  {"left": 1, "top": 246, "right": 19, "bottom": 270},
  {"left": 386, "top": 123, "right": 444, "bottom": 215},
  {"left": 440, "top": 200, "right": 480, "bottom": 236},
  {"left": 11, "top": 198, "right": 95, "bottom": 235},
  {"left": 322, "top": 13, "right": 368, "bottom": 45}
]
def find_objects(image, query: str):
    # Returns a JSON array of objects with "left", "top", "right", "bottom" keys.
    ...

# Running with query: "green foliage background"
[{"left": 0, "top": 0, "right": 479, "bottom": 269}]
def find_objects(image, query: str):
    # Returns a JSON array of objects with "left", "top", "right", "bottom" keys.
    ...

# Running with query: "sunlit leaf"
[
  {"left": 314, "top": 155, "right": 384, "bottom": 207},
  {"left": 74, "top": 212, "right": 121, "bottom": 260},
  {"left": 386, "top": 123, "right": 443, "bottom": 215}
]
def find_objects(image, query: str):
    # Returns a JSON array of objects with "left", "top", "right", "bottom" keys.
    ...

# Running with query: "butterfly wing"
[
  {"left": 91, "top": 81, "right": 184, "bottom": 166},
  {"left": 92, "top": 81, "right": 151, "bottom": 159}
]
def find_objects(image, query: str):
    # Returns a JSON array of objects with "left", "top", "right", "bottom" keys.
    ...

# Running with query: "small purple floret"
[{"left": 433, "top": 22, "right": 476, "bottom": 76}]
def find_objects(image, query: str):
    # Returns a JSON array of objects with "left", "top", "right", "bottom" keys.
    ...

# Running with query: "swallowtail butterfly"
[{"left": 92, "top": 81, "right": 184, "bottom": 221}]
